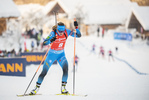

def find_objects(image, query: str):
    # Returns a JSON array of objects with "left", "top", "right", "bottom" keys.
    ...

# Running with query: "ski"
[
  {"left": 56, "top": 93, "right": 88, "bottom": 97},
  {"left": 17, "top": 94, "right": 42, "bottom": 97},
  {"left": 17, "top": 93, "right": 87, "bottom": 97}
]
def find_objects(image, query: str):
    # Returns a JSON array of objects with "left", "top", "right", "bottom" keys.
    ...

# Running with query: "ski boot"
[
  {"left": 61, "top": 82, "right": 69, "bottom": 94},
  {"left": 29, "top": 83, "right": 40, "bottom": 95}
]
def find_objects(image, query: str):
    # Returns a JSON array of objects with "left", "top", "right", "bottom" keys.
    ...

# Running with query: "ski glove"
[
  {"left": 43, "top": 36, "right": 57, "bottom": 45},
  {"left": 43, "top": 39, "right": 49, "bottom": 46},
  {"left": 50, "top": 36, "right": 57, "bottom": 43},
  {"left": 74, "top": 21, "right": 78, "bottom": 29}
]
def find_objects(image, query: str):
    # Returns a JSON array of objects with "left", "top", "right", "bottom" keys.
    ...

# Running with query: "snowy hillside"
[{"left": 0, "top": 32, "right": 149, "bottom": 100}]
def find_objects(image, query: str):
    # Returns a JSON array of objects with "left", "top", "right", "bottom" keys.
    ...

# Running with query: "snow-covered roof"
[
  {"left": 84, "top": 5, "right": 131, "bottom": 25},
  {"left": 130, "top": 6, "right": 149, "bottom": 30},
  {"left": 61, "top": 0, "right": 132, "bottom": 25},
  {"left": 17, "top": 4, "right": 44, "bottom": 16},
  {"left": 0, "top": 0, "right": 20, "bottom": 18},
  {"left": 43, "top": 0, "right": 69, "bottom": 15}
]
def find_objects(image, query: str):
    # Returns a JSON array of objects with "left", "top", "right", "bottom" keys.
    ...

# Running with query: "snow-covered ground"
[{"left": 0, "top": 32, "right": 149, "bottom": 100}]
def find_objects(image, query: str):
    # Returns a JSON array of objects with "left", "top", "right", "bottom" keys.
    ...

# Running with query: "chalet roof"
[
  {"left": 126, "top": 6, "right": 149, "bottom": 31},
  {"left": 61, "top": 0, "right": 132, "bottom": 25},
  {"left": 0, "top": 0, "right": 20, "bottom": 18},
  {"left": 43, "top": 0, "right": 69, "bottom": 15},
  {"left": 84, "top": 5, "right": 131, "bottom": 25}
]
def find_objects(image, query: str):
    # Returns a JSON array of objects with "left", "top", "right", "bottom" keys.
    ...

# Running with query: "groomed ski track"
[{"left": 0, "top": 35, "right": 149, "bottom": 100}]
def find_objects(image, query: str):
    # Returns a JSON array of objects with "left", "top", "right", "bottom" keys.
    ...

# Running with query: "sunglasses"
[{"left": 58, "top": 30, "right": 65, "bottom": 33}]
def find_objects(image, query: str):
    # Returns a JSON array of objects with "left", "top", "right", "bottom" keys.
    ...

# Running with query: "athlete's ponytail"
[{"left": 52, "top": 25, "right": 57, "bottom": 31}]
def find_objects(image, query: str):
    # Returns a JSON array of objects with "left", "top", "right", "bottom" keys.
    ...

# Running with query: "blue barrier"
[
  {"left": 114, "top": 32, "right": 132, "bottom": 41},
  {"left": 114, "top": 56, "right": 148, "bottom": 75},
  {"left": 0, "top": 58, "right": 26, "bottom": 77},
  {"left": 20, "top": 52, "right": 57, "bottom": 65}
]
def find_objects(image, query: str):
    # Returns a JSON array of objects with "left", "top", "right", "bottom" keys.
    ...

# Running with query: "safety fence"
[
  {"left": 0, "top": 52, "right": 57, "bottom": 77},
  {"left": 113, "top": 56, "right": 148, "bottom": 75}
]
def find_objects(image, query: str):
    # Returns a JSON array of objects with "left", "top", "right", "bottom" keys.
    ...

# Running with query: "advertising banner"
[
  {"left": 114, "top": 32, "right": 132, "bottom": 41},
  {"left": 20, "top": 52, "right": 57, "bottom": 65},
  {"left": 0, "top": 58, "right": 26, "bottom": 77}
]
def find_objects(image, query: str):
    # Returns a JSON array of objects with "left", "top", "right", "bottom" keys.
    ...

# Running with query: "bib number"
[{"left": 58, "top": 43, "right": 63, "bottom": 47}]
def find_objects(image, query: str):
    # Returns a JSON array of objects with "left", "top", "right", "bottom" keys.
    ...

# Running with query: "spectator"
[
  {"left": 11, "top": 49, "right": 16, "bottom": 58},
  {"left": 27, "top": 29, "right": 33, "bottom": 38},
  {"left": 3, "top": 50, "right": 8, "bottom": 57},
  {"left": 31, "top": 28, "right": 37, "bottom": 39},
  {"left": 31, "top": 41, "right": 35, "bottom": 52},
  {"left": 40, "top": 29, "right": 43, "bottom": 36},
  {"left": 102, "top": 28, "right": 105, "bottom": 38},
  {"left": 0, "top": 50, "right": 3, "bottom": 57},
  {"left": 97, "top": 27, "right": 100, "bottom": 37},
  {"left": 37, "top": 32, "right": 42, "bottom": 47},
  {"left": 24, "top": 41, "right": 27, "bottom": 52}
]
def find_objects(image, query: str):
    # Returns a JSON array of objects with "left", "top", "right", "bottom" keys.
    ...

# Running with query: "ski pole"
[
  {"left": 23, "top": 44, "right": 52, "bottom": 95},
  {"left": 73, "top": 18, "right": 77, "bottom": 95}
]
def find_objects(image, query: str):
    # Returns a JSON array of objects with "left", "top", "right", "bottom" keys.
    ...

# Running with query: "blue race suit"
[{"left": 37, "top": 29, "right": 81, "bottom": 84}]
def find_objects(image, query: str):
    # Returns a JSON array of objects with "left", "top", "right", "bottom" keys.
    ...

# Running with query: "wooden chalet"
[
  {"left": 126, "top": 6, "right": 149, "bottom": 38},
  {"left": 0, "top": 0, "right": 20, "bottom": 35}
]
